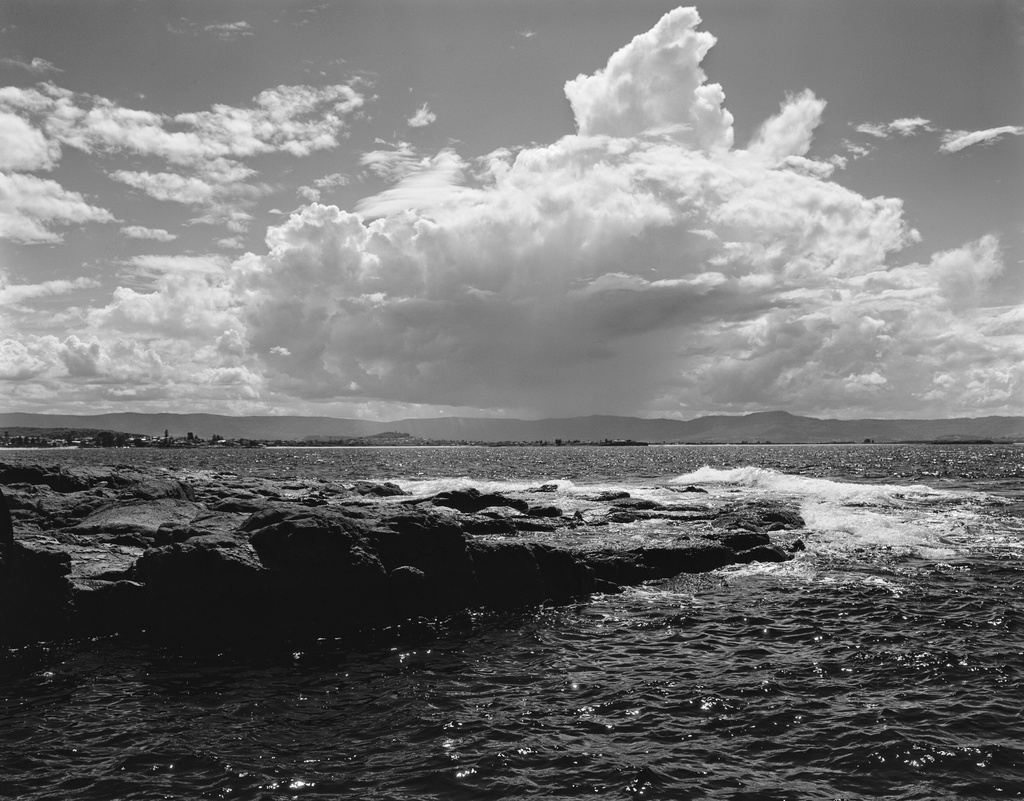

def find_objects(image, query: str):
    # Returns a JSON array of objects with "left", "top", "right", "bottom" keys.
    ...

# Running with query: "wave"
[
  {"left": 670, "top": 466, "right": 982, "bottom": 564},
  {"left": 669, "top": 465, "right": 947, "bottom": 506}
]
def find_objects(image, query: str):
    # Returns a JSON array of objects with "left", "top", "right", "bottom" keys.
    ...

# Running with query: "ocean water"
[{"left": 2, "top": 444, "right": 1024, "bottom": 800}]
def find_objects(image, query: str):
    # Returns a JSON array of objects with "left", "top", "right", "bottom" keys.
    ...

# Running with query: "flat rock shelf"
[{"left": 0, "top": 462, "right": 804, "bottom": 645}]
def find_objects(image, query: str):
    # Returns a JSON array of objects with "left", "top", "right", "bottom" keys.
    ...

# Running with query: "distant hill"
[{"left": 1, "top": 410, "right": 1022, "bottom": 444}]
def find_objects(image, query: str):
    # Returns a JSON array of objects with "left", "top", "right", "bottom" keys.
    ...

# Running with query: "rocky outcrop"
[
  {"left": 0, "top": 461, "right": 807, "bottom": 645},
  {"left": 0, "top": 487, "right": 74, "bottom": 642}
]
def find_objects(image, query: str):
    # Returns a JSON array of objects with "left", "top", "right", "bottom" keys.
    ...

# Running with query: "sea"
[{"left": 2, "top": 443, "right": 1024, "bottom": 800}]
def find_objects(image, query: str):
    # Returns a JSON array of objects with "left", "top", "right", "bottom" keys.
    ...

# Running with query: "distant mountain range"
[{"left": 2, "top": 410, "right": 1022, "bottom": 444}]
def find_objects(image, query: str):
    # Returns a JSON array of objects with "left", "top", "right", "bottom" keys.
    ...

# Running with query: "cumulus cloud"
[
  {"left": 940, "top": 125, "right": 1024, "bottom": 153},
  {"left": 564, "top": 6, "right": 733, "bottom": 149},
  {"left": 204, "top": 6, "right": 1011, "bottom": 418},
  {"left": 0, "top": 110, "right": 60, "bottom": 170},
  {"left": 298, "top": 171, "right": 351, "bottom": 202},
  {"left": 888, "top": 117, "right": 933, "bottom": 136},
  {"left": 0, "top": 80, "right": 364, "bottom": 237},
  {"left": 407, "top": 103, "right": 437, "bottom": 128},
  {"left": 121, "top": 225, "right": 177, "bottom": 241},
  {"left": 4, "top": 7, "right": 1020, "bottom": 417},
  {"left": 0, "top": 172, "right": 115, "bottom": 243},
  {"left": 746, "top": 90, "right": 827, "bottom": 166},
  {"left": 315, "top": 172, "right": 350, "bottom": 189}
]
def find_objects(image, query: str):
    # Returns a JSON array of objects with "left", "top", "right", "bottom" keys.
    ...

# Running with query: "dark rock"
[
  {"left": 720, "top": 530, "right": 771, "bottom": 551},
  {"left": 612, "top": 498, "right": 666, "bottom": 511},
  {"left": 712, "top": 512, "right": 761, "bottom": 532},
  {"left": 129, "top": 477, "right": 196, "bottom": 502},
  {"left": 432, "top": 487, "right": 529, "bottom": 514},
  {"left": 529, "top": 543, "right": 595, "bottom": 602},
  {"left": 461, "top": 515, "right": 517, "bottom": 536},
  {"left": 239, "top": 506, "right": 295, "bottom": 533},
  {"left": 761, "top": 508, "right": 805, "bottom": 529},
  {"left": 135, "top": 534, "right": 270, "bottom": 638},
  {"left": 673, "top": 485, "right": 708, "bottom": 494},
  {"left": 354, "top": 481, "right": 408, "bottom": 497},
  {"left": 732, "top": 544, "right": 792, "bottom": 564},
  {"left": 469, "top": 541, "right": 546, "bottom": 609},
  {"left": 0, "top": 464, "right": 91, "bottom": 493},
  {"left": 210, "top": 495, "right": 269, "bottom": 513},
  {"left": 246, "top": 508, "right": 390, "bottom": 631},
  {"left": 153, "top": 511, "right": 242, "bottom": 546},
  {"left": 368, "top": 511, "right": 479, "bottom": 614},
  {"left": 583, "top": 551, "right": 658, "bottom": 585},
  {"left": 389, "top": 565, "right": 428, "bottom": 617},
  {"left": 511, "top": 517, "right": 558, "bottom": 534},
  {"left": 590, "top": 490, "right": 631, "bottom": 502},
  {"left": 638, "top": 543, "right": 737, "bottom": 575},
  {"left": 68, "top": 541, "right": 143, "bottom": 582},
  {"left": 69, "top": 498, "right": 206, "bottom": 542},
  {"left": 0, "top": 464, "right": 810, "bottom": 646},
  {"left": 582, "top": 541, "right": 736, "bottom": 585},
  {"left": 713, "top": 502, "right": 805, "bottom": 532},
  {"left": 0, "top": 526, "right": 73, "bottom": 643},
  {"left": 0, "top": 487, "right": 12, "bottom": 548},
  {"left": 94, "top": 469, "right": 196, "bottom": 501},
  {"left": 247, "top": 508, "right": 375, "bottom": 571},
  {"left": 70, "top": 579, "right": 146, "bottom": 636}
]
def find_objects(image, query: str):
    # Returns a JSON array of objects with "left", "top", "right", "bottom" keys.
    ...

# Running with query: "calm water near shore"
[{"left": 2, "top": 444, "right": 1024, "bottom": 799}]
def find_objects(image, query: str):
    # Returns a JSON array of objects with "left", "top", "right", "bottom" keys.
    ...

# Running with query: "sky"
[{"left": 1, "top": 0, "right": 1022, "bottom": 422}]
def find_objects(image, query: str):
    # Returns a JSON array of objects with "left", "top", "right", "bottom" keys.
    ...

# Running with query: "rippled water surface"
[{"left": 3, "top": 444, "right": 1024, "bottom": 799}]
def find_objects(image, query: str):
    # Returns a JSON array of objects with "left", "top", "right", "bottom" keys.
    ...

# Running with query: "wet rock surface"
[{"left": 0, "top": 461, "right": 807, "bottom": 645}]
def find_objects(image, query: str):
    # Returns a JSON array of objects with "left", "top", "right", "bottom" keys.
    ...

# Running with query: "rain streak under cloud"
[{"left": 0, "top": 4, "right": 1021, "bottom": 420}]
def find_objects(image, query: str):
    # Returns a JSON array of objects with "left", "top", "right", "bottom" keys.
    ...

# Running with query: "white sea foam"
[
  {"left": 670, "top": 465, "right": 945, "bottom": 506},
  {"left": 671, "top": 465, "right": 980, "bottom": 563}
]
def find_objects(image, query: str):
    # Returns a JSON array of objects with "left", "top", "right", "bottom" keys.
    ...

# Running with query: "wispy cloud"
[
  {"left": 0, "top": 277, "right": 98, "bottom": 308},
  {"left": 856, "top": 117, "right": 934, "bottom": 138},
  {"left": 203, "top": 21, "right": 255, "bottom": 40},
  {"left": 940, "top": 125, "right": 1024, "bottom": 153},
  {"left": 856, "top": 116, "right": 1024, "bottom": 155},
  {"left": 0, "top": 56, "right": 61, "bottom": 74},
  {"left": 407, "top": 103, "right": 437, "bottom": 128}
]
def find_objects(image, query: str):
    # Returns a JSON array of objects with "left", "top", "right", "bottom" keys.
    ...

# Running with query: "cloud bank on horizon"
[{"left": 1, "top": 6, "right": 1021, "bottom": 420}]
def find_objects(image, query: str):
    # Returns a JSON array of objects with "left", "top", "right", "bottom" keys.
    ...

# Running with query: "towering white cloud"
[
  {"left": 747, "top": 90, "right": 827, "bottom": 165},
  {"left": 564, "top": 6, "right": 733, "bottom": 149}
]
